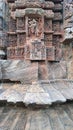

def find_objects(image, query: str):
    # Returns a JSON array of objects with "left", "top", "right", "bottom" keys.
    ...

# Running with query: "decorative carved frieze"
[
  {"left": 15, "top": 1, "right": 54, "bottom": 9},
  {"left": 15, "top": 9, "right": 54, "bottom": 19},
  {"left": 15, "top": 8, "right": 44, "bottom": 17}
]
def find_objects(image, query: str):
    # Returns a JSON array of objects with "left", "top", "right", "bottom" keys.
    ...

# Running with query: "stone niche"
[
  {"left": 30, "top": 40, "right": 46, "bottom": 60},
  {"left": 25, "top": 10, "right": 45, "bottom": 60},
  {"left": 9, "top": 17, "right": 16, "bottom": 32},
  {"left": 17, "top": 17, "right": 25, "bottom": 31},
  {"left": 17, "top": 32, "right": 26, "bottom": 46},
  {"left": 27, "top": 16, "right": 44, "bottom": 40}
]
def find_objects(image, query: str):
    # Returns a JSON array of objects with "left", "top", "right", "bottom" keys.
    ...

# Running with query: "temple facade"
[
  {"left": 1, "top": 0, "right": 73, "bottom": 106},
  {"left": 0, "top": 0, "right": 67, "bottom": 83},
  {"left": 7, "top": 0, "right": 63, "bottom": 61}
]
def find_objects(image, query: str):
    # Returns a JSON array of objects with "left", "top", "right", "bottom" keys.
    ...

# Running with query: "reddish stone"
[
  {"left": 7, "top": 0, "right": 63, "bottom": 62},
  {"left": 46, "top": 46, "right": 55, "bottom": 61}
]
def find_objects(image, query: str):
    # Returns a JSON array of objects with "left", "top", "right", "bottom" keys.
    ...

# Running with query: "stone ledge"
[{"left": 0, "top": 80, "right": 73, "bottom": 105}]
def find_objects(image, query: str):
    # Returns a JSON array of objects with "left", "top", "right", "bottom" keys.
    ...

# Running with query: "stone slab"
[{"left": 0, "top": 60, "right": 38, "bottom": 83}]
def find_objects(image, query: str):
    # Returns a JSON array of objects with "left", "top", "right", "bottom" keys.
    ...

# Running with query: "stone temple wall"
[
  {"left": 0, "top": 0, "right": 73, "bottom": 83},
  {"left": 7, "top": 0, "right": 63, "bottom": 62}
]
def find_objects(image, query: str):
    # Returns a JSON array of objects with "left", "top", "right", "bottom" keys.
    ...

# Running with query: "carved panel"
[
  {"left": 55, "top": 47, "right": 62, "bottom": 61},
  {"left": 28, "top": 17, "right": 43, "bottom": 38},
  {"left": 44, "top": 34, "right": 52, "bottom": 46},
  {"left": 44, "top": 19, "right": 52, "bottom": 32},
  {"left": 8, "top": 34, "right": 17, "bottom": 47},
  {"left": 17, "top": 33, "right": 26, "bottom": 46},
  {"left": 46, "top": 46, "right": 55, "bottom": 61},
  {"left": 7, "top": 47, "right": 15, "bottom": 59},
  {"left": 53, "top": 35, "right": 60, "bottom": 47},
  {"left": 9, "top": 18, "right": 16, "bottom": 32},
  {"left": 17, "top": 17, "right": 25, "bottom": 30},
  {"left": 25, "top": 45, "right": 30, "bottom": 59},
  {"left": 30, "top": 40, "right": 46, "bottom": 60},
  {"left": 16, "top": 47, "right": 25, "bottom": 59}
]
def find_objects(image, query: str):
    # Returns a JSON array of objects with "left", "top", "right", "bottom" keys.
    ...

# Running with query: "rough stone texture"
[
  {"left": 0, "top": 60, "right": 67, "bottom": 82},
  {"left": 38, "top": 61, "right": 67, "bottom": 80},
  {"left": 0, "top": 60, "right": 38, "bottom": 83},
  {"left": 1, "top": 80, "right": 73, "bottom": 105},
  {"left": 1, "top": 103, "right": 73, "bottom": 130}
]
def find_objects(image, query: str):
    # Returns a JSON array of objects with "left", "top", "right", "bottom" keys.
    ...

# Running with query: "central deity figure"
[{"left": 28, "top": 18, "right": 39, "bottom": 37}]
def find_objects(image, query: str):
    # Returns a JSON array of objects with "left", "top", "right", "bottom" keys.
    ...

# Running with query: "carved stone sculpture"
[{"left": 6, "top": 0, "right": 63, "bottom": 61}]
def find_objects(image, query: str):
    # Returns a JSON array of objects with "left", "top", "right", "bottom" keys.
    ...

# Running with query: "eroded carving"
[
  {"left": 44, "top": 19, "right": 52, "bottom": 31},
  {"left": 17, "top": 33, "right": 26, "bottom": 46},
  {"left": 17, "top": 17, "right": 25, "bottom": 30},
  {"left": 8, "top": 34, "right": 17, "bottom": 47},
  {"left": 7, "top": 0, "right": 63, "bottom": 62},
  {"left": 46, "top": 47, "right": 55, "bottom": 61},
  {"left": 44, "top": 34, "right": 52, "bottom": 46},
  {"left": 30, "top": 40, "right": 46, "bottom": 60},
  {"left": 28, "top": 17, "right": 42, "bottom": 38}
]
